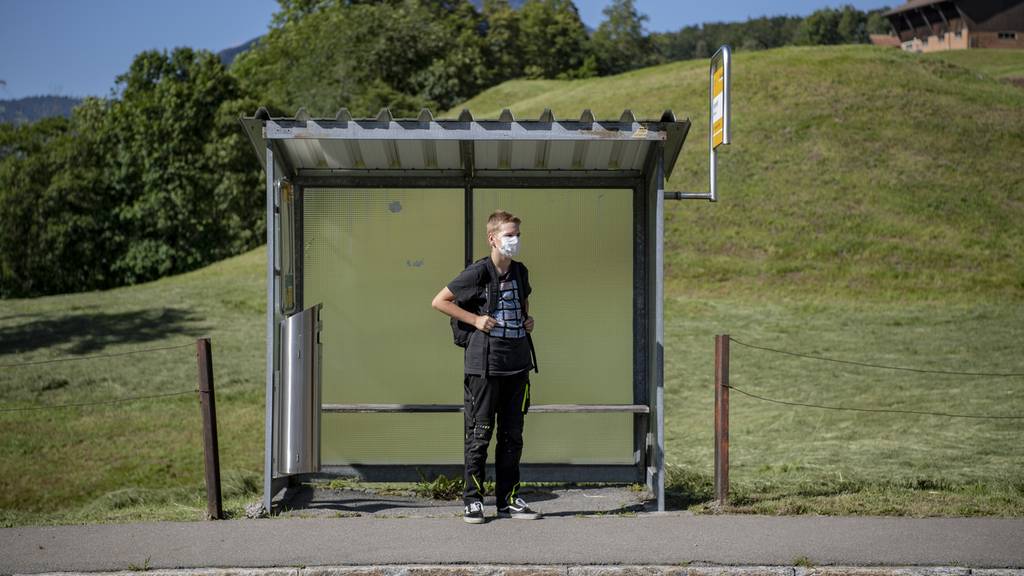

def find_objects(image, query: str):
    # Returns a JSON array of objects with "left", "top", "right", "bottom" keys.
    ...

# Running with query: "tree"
[
  {"left": 0, "top": 117, "right": 74, "bottom": 296},
  {"left": 795, "top": 7, "right": 843, "bottom": 45},
  {"left": 836, "top": 5, "right": 869, "bottom": 44},
  {"left": 415, "top": 0, "right": 494, "bottom": 110},
  {"left": 650, "top": 15, "right": 802, "bottom": 63},
  {"left": 271, "top": 0, "right": 339, "bottom": 27},
  {"left": 794, "top": 5, "right": 872, "bottom": 46},
  {"left": 107, "top": 48, "right": 262, "bottom": 283},
  {"left": 866, "top": 9, "right": 895, "bottom": 36},
  {"left": 651, "top": 25, "right": 700, "bottom": 62},
  {"left": 518, "top": 0, "right": 593, "bottom": 79},
  {"left": 591, "top": 0, "right": 655, "bottom": 76},
  {"left": 482, "top": 0, "right": 524, "bottom": 83},
  {"left": 234, "top": 0, "right": 494, "bottom": 115},
  {"left": 0, "top": 107, "right": 117, "bottom": 296},
  {"left": 0, "top": 48, "right": 264, "bottom": 297}
]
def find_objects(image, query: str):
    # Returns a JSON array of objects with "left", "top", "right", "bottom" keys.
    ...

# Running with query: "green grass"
[
  {"left": 2, "top": 45, "right": 1023, "bottom": 525},
  {"left": 459, "top": 45, "right": 1024, "bottom": 302},
  {"left": 924, "top": 49, "right": 1024, "bottom": 81},
  {"left": 3, "top": 255, "right": 1021, "bottom": 523},
  {"left": 0, "top": 249, "right": 267, "bottom": 526},
  {"left": 661, "top": 297, "right": 1024, "bottom": 516}
]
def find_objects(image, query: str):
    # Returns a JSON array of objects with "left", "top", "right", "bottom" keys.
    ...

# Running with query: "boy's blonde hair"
[{"left": 486, "top": 210, "right": 521, "bottom": 238}]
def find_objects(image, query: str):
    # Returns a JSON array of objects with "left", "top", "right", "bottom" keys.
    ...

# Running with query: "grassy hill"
[
  {"left": 2, "top": 46, "right": 1022, "bottom": 525},
  {"left": 458, "top": 45, "right": 1024, "bottom": 301},
  {"left": 926, "top": 48, "right": 1024, "bottom": 82},
  {"left": 0, "top": 250, "right": 267, "bottom": 525}
]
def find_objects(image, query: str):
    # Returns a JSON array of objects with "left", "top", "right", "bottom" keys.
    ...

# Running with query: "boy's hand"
[
  {"left": 474, "top": 315, "right": 497, "bottom": 332},
  {"left": 524, "top": 316, "right": 534, "bottom": 333}
]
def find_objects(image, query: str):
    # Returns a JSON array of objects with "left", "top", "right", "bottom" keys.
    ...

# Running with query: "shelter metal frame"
[
  {"left": 245, "top": 105, "right": 696, "bottom": 515},
  {"left": 244, "top": 45, "right": 730, "bottom": 517}
]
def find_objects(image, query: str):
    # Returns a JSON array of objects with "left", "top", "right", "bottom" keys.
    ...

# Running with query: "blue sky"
[{"left": 0, "top": 0, "right": 892, "bottom": 100}]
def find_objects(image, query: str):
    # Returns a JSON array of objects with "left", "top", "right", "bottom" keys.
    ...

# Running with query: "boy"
[{"left": 431, "top": 210, "right": 541, "bottom": 524}]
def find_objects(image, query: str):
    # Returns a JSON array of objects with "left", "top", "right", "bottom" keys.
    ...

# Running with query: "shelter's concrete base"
[{"left": 276, "top": 484, "right": 651, "bottom": 518}]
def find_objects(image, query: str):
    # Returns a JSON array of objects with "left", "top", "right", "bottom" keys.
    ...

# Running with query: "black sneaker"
[
  {"left": 463, "top": 501, "right": 485, "bottom": 524},
  {"left": 497, "top": 497, "right": 542, "bottom": 520}
]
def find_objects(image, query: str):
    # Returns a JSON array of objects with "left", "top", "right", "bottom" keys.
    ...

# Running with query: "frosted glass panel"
[
  {"left": 475, "top": 188, "right": 634, "bottom": 464},
  {"left": 304, "top": 188, "right": 464, "bottom": 465},
  {"left": 305, "top": 187, "right": 635, "bottom": 466},
  {"left": 321, "top": 413, "right": 633, "bottom": 465}
]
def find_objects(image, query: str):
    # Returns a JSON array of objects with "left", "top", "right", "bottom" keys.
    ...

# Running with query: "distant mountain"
[
  {"left": 0, "top": 96, "right": 82, "bottom": 125},
  {"left": 0, "top": 39, "right": 258, "bottom": 125},
  {"left": 218, "top": 36, "right": 262, "bottom": 67}
]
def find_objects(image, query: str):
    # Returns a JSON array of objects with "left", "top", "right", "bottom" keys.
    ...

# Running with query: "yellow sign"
[{"left": 712, "top": 66, "right": 725, "bottom": 149}]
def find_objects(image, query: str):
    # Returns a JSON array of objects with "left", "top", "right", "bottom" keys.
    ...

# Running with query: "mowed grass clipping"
[
  {"left": 2, "top": 45, "right": 1023, "bottom": 524},
  {"left": 926, "top": 48, "right": 1024, "bottom": 81},
  {"left": 662, "top": 297, "right": 1024, "bottom": 516}
]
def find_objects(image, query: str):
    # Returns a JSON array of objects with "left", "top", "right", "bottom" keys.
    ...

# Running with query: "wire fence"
[
  {"left": 0, "top": 389, "right": 198, "bottom": 413},
  {"left": 0, "top": 342, "right": 196, "bottom": 369},
  {"left": 1, "top": 337, "right": 229, "bottom": 518},
  {"left": 725, "top": 335, "right": 1024, "bottom": 420},
  {"left": 729, "top": 336, "right": 1024, "bottom": 378},
  {"left": 0, "top": 340, "right": 226, "bottom": 414}
]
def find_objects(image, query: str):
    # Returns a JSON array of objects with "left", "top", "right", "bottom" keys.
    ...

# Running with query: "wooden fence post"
[
  {"left": 196, "top": 337, "right": 223, "bottom": 520},
  {"left": 714, "top": 334, "right": 730, "bottom": 506}
]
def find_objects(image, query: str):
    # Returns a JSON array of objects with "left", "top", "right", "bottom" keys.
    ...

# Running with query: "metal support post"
[
  {"left": 714, "top": 334, "right": 730, "bottom": 506},
  {"left": 654, "top": 152, "right": 666, "bottom": 512},
  {"left": 263, "top": 144, "right": 277, "bottom": 514},
  {"left": 196, "top": 337, "right": 223, "bottom": 520}
]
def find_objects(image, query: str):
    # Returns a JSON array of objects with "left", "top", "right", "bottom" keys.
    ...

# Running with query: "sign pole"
[{"left": 664, "top": 44, "right": 731, "bottom": 202}]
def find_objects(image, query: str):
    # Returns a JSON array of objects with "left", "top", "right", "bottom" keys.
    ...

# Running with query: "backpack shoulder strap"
[
  {"left": 477, "top": 257, "right": 499, "bottom": 377},
  {"left": 510, "top": 261, "right": 539, "bottom": 374},
  {"left": 482, "top": 257, "right": 499, "bottom": 315},
  {"left": 510, "top": 261, "right": 525, "bottom": 293}
]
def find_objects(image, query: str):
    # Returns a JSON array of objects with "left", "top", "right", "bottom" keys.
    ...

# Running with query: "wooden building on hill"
[{"left": 885, "top": 0, "right": 1024, "bottom": 52}]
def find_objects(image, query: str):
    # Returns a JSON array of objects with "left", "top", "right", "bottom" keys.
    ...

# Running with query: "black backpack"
[{"left": 450, "top": 257, "right": 538, "bottom": 373}]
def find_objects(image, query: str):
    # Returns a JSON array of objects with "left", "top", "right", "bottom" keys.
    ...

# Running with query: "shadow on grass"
[{"left": 0, "top": 307, "right": 206, "bottom": 356}]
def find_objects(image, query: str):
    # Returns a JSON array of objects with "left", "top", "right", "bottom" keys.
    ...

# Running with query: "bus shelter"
[{"left": 240, "top": 47, "right": 730, "bottom": 515}]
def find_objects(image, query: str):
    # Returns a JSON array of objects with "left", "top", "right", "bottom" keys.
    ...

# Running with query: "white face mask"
[{"left": 498, "top": 235, "right": 520, "bottom": 257}]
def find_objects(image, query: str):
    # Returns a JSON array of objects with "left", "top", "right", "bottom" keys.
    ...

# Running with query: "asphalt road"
[{"left": 3, "top": 514, "right": 1023, "bottom": 574}]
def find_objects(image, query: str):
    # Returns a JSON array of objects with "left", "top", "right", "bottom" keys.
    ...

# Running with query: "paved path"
[{"left": 3, "top": 514, "right": 1023, "bottom": 574}]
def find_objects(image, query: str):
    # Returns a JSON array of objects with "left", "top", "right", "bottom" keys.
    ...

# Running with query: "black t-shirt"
[{"left": 447, "top": 258, "right": 533, "bottom": 376}]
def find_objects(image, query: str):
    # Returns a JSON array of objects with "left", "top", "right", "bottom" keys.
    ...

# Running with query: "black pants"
[{"left": 463, "top": 371, "right": 530, "bottom": 507}]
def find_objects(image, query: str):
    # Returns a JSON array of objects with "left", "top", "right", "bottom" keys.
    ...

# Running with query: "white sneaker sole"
[
  {"left": 497, "top": 511, "right": 541, "bottom": 520},
  {"left": 463, "top": 515, "right": 486, "bottom": 524}
]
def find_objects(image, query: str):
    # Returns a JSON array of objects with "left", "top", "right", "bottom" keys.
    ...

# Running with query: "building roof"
[
  {"left": 884, "top": 0, "right": 954, "bottom": 17},
  {"left": 885, "top": 0, "right": 1024, "bottom": 35},
  {"left": 240, "top": 107, "right": 692, "bottom": 182}
]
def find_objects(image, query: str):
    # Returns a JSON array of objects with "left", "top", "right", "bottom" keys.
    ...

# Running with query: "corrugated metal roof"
[{"left": 240, "top": 107, "right": 691, "bottom": 180}]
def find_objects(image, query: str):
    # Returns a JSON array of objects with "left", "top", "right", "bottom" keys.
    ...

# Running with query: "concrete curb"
[{"left": 19, "top": 566, "right": 1024, "bottom": 576}]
